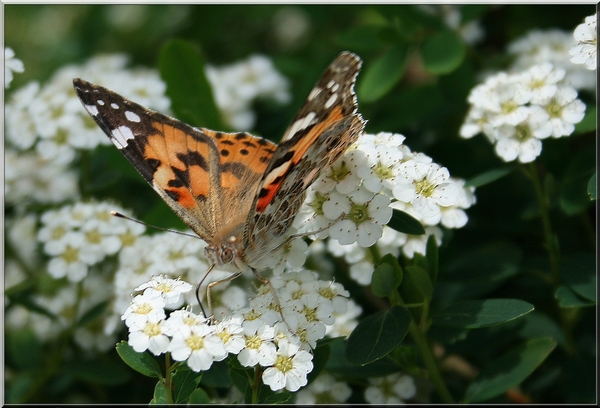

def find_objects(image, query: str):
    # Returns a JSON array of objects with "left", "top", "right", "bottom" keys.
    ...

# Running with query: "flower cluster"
[
  {"left": 122, "top": 272, "right": 349, "bottom": 391},
  {"left": 569, "top": 13, "right": 597, "bottom": 71},
  {"left": 206, "top": 54, "right": 291, "bottom": 130},
  {"left": 37, "top": 201, "right": 145, "bottom": 282},
  {"left": 295, "top": 131, "right": 474, "bottom": 285},
  {"left": 364, "top": 372, "right": 417, "bottom": 404},
  {"left": 5, "top": 47, "right": 24, "bottom": 88},
  {"left": 507, "top": 28, "right": 596, "bottom": 93},
  {"left": 460, "top": 63, "right": 586, "bottom": 163}
]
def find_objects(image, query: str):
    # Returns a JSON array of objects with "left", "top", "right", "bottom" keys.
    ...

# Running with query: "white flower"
[
  {"left": 237, "top": 322, "right": 277, "bottom": 367},
  {"left": 393, "top": 161, "right": 460, "bottom": 218},
  {"left": 440, "top": 178, "right": 476, "bottom": 229},
  {"left": 261, "top": 339, "right": 313, "bottom": 392},
  {"left": 5, "top": 149, "right": 79, "bottom": 205},
  {"left": 537, "top": 86, "right": 586, "bottom": 138},
  {"left": 325, "top": 187, "right": 392, "bottom": 247},
  {"left": 206, "top": 54, "right": 290, "bottom": 130},
  {"left": 128, "top": 312, "right": 171, "bottom": 356},
  {"left": 364, "top": 373, "right": 417, "bottom": 404},
  {"left": 325, "top": 299, "right": 362, "bottom": 338},
  {"left": 121, "top": 291, "right": 166, "bottom": 329},
  {"left": 135, "top": 275, "right": 193, "bottom": 308},
  {"left": 295, "top": 372, "right": 352, "bottom": 404},
  {"left": 507, "top": 28, "right": 596, "bottom": 93},
  {"left": 492, "top": 106, "right": 553, "bottom": 163},
  {"left": 311, "top": 149, "right": 367, "bottom": 194},
  {"left": 521, "top": 63, "right": 565, "bottom": 104},
  {"left": 168, "top": 323, "right": 228, "bottom": 372},
  {"left": 401, "top": 226, "right": 443, "bottom": 258},
  {"left": 5, "top": 82, "right": 39, "bottom": 150},
  {"left": 5, "top": 47, "right": 24, "bottom": 88},
  {"left": 569, "top": 14, "right": 597, "bottom": 70},
  {"left": 214, "top": 315, "right": 246, "bottom": 354}
]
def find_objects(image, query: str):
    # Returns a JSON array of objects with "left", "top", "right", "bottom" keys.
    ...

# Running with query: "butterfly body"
[{"left": 73, "top": 51, "right": 364, "bottom": 278}]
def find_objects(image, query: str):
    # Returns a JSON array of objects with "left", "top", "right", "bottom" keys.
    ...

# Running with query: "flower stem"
[
  {"left": 524, "top": 163, "right": 560, "bottom": 280},
  {"left": 252, "top": 365, "right": 262, "bottom": 404},
  {"left": 164, "top": 353, "right": 173, "bottom": 404},
  {"left": 523, "top": 163, "right": 577, "bottom": 353},
  {"left": 399, "top": 292, "right": 454, "bottom": 403}
]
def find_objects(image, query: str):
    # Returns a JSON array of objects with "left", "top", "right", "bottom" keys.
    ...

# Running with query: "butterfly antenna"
[{"left": 110, "top": 211, "right": 200, "bottom": 239}]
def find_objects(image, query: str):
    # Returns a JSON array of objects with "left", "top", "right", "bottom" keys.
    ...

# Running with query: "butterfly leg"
[
  {"left": 250, "top": 268, "right": 296, "bottom": 333},
  {"left": 204, "top": 270, "right": 243, "bottom": 323}
]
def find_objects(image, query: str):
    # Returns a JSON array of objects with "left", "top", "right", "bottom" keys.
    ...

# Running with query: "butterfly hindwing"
[{"left": 242, "top": 52, "right": 365, "bottom": 265}]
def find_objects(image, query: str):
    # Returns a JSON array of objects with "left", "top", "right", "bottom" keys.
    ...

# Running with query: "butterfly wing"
[
  {"left": 73, "top": 78, "right": 225, "bottom": 242},
  {"left": 242, "top": 52, "right": 365, "bottom": 266}
]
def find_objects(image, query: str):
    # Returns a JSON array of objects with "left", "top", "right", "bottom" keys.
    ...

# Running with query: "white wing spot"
[
  {"left": 307, "top": 87, "right": 322, "bottom": 100},
  {"left": 283, "top": 111, "right": 318, "bottom": 140},
  {"left": 111, "top": 102, "right": 119, "bottom": 109},
  {"left": 324, "top": 93, "right": 338, "bottom": 109},
  {"left": 97, "top": 99, "right": 105, "bottom": 106},
  {"left": 111, "top": 125, "right": 135, "bottom": 148},
  {"left": 85, "top": 104, "right": 99, "bottom": 116},
  {"left": 326, "top": 80, "right": 336, "bottom": 89},
  {"left": 125, "top": 110, "right": 141, "bottom": 123}
]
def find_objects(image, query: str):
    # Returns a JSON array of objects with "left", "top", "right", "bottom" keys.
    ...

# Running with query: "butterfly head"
[{"left": 204, "top": 235, "right": 246, "bottom": 272}]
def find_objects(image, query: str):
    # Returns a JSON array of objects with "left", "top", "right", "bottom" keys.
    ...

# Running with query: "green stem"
[
  {"left": 164, "top": 353, "right": 173, "bottom": 404},
  {"left": 394, "top": 289, "right": 453, "bottom": 403},
  {"left": 252, "top": 365, "right": 262, "bottom": 404},
  {"left": 524, "top": 163, "right": 560, "bottom": 281},
  {"left": 523, "top": 163, "right": 577, "bottom": 354}
]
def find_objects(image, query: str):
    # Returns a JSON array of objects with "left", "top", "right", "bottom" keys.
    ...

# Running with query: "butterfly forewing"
[
  {"left": 242, "top": 52, "right": 365, "bottom": 267},
  {"left": 73, "top": 78, "right": 223, "bottom": 242}
]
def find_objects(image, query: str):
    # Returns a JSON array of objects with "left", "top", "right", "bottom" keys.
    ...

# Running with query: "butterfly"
[{"left": 73, "top": 51, "right": 365, "bottom": 320}]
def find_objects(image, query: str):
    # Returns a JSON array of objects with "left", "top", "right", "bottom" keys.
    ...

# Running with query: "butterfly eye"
[{"left": 220, "top": 247, "right": 234, "bottom": 264}]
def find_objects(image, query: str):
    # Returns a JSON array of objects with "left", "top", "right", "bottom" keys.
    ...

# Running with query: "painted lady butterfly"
[{"left": 73, "top": 51, "right": 364, "bottom": 318}]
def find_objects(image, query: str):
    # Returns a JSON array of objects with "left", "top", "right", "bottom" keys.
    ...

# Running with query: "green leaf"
[
  {"left": 6, "top": 329, "right": 43, "bottom": 369},
  {"left": 560, "top": 253, "right": 596, "bottom": 302},
  {"left": 346, "top": 306, "right": 411, "bottom": 365},
  {"left": 150, "top": 380, "right": 168, "bottom": 404},
  {"left": 433, "top": 299, "right": 534, "bottom": 329},
  {"left": 200, "top": 359, "right": 232, "bottom": 388},
  {"left": 425, "top": 234, "right": 439, "bottom": 284},
  {"left": 336, "top": 25, "right": 394, "bottom": 51},
  {"left": 421, "top": 30, "right": 466, "bottom": 74},
  {"left": 555, "top": 285, "right": 595, "bottom": 308},
  {"left": 464, "top": 337, "right": 557, "bottom": 402},
  {"left": 465, "top": 166, "right": 513, "bottom": 188},
  {"left": 357, "top": 45, "right": 408, "bottom": 103},
  {"left": 188, "top": 388, "right": 212, "bottom": 404},
  {"left": 387, "top": 209, "right": 426, "bottom": 235},
  {"left": 115, "top": 341, "right": 162, "bottom": 379},
  {"left": 172, "top": 367, "right": 202, "bottom": 403},
  {"left": 401, "top": 265, "right": 434, "bottom": 301},
  {"left": 306, "top": 342, "right": 331, "bottom": 386},
  {"left": 371, "top": 254, "right": 403, "bottom": 298},
  {"left": 587, "top": 172, "right": 596, "bottom": 200},
  {"left": 326, "top": 338, "right": 399, "bottom": 378},
  {"left": 158, "top": 39, "right": 225, "bottom": 129},
  {"left": 574, "top": 104, "right": 596, "bottom": 134}
]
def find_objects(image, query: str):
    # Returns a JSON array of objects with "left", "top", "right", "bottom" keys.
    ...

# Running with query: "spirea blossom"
[
  {"left": 205, "top": 54, "right": 291, "bottom": 130},
  {"left": 569, "top": 14, "right": 597, "bottom": 71},
  {"left": 37, "top": 201, "right": 145, "bottom": 282},
  {"left": 460, "top": 65, "right": 585, "bottom": 163},
  {"left": 5, "top": 47, "right": 24, "bottom": 88}
]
